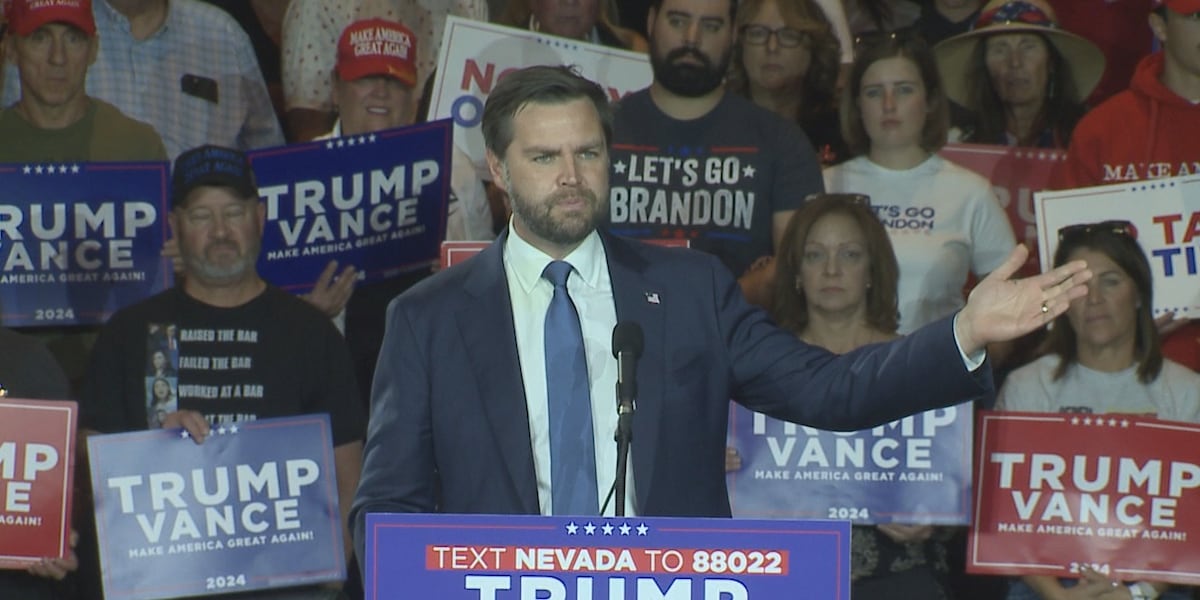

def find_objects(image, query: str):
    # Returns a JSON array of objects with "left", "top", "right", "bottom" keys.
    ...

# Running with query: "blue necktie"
[{"left": 542, "top": 260, "right": 598, "bottom": 516}]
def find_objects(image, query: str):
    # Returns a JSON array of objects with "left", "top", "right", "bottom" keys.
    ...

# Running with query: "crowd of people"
[{"left": 2, "top": 0, "right": 1198, "bottom": 598}]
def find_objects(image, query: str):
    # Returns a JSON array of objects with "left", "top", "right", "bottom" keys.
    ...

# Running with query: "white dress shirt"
[{"left": 503, "top": 226, "right": 636, "bottom": 516}]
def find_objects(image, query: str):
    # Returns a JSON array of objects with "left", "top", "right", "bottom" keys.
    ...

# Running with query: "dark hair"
[
  {"left": 1043, "top": 226, "right": 1162, "bottom": 383},
  {"left": 771, "top": 194, "right": 900, "bottom": 334},
  {"left": 649, "top": 0, "right": 739, "bottom": 21},
  {"left": 481, "top": 65, "right": 613, "bottom": 158},
  {"left": 726, "top": 0, "right": 841, "bottom": 127},
  {"left": 841, "top": 32, "right": 949, "bottom": 156},
  {"left": 965, "top": 33, "right": 1086, "bottom": 148}
]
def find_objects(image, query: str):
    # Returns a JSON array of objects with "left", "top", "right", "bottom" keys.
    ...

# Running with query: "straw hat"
[{"left": 933, "top": 0, "right": 1105, "bottom": 107}]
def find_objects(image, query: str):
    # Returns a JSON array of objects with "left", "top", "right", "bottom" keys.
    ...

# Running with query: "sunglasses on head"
[{"left": 1057, "top": 220, "right": 1137, "bottom": 242}]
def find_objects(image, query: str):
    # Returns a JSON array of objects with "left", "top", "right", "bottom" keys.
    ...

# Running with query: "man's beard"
[
  {"left": 506, "top": 169, "right": 603, "bottom": 247},
  {"left": 184, "top": 239, "right": 258, "bottom": 284},
  {"left": 650, "top": 45, "right": 731, "bottom": 98}
]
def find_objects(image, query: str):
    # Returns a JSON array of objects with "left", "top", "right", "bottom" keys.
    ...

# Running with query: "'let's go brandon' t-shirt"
[
  {"left": 81, "top": 286, "right": 364, "bottom": 446},
  {"left": 607, "top": 90, "right": 823, "bottom": 277}
]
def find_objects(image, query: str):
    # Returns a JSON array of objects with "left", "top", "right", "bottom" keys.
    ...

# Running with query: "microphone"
[
  {"left": 612, "top": 322, "right": 644, "bottom": 408},
  {"left": 607, "top": 322, "right": 643, "bottom": 517}
]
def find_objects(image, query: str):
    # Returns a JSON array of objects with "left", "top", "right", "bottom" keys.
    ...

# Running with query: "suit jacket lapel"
[
  {"left": 602, "top": 233, "right": 665, "bottom": 513},
  {"left": 457, "top": 233, "right": 540, "bottom": 514}
]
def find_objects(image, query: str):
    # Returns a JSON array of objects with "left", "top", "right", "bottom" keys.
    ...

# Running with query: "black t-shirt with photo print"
[{"left": 81, "top": 286, "right": 364, "bottom": 446}]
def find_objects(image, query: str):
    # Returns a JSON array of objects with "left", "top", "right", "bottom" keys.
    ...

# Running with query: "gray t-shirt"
[{"left": 998, "top": 354, "right": 1200, "bottom": 422}]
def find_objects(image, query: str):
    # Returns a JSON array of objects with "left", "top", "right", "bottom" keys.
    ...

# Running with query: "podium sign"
[
  {"left": 365, "top": 513, "right": 850, "bottom": 599},
  {"left": 87, "top": 415, "right": 345, "bottom": 599},
  {"left": 0, "top": 398, "right": 77, "bottom": 568},
  {"left": 968, "top": 411, "right": 1200, "bottom": 585}
]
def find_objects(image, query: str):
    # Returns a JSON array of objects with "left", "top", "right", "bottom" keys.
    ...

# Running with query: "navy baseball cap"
[{"left": 171, "top": 145, "right": 257, "bottom": 208}]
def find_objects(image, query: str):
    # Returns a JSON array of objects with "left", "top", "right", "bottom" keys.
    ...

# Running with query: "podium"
[{"left": 364, "top": 513, "right": 850, "bottom": 599}]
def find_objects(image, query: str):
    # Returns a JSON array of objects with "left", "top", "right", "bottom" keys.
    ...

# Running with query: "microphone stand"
[{"left": 614, "top": 391, "right": 635, "bottom": 517}]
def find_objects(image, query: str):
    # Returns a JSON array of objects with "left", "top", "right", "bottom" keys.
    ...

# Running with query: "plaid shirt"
[{"left": 82, "top": 0, "right": 285, "bottom": 159}]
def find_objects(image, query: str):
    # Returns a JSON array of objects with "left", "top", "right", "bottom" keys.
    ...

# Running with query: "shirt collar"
[
  {"left": 96, "top": 0, "right": 173, "bottom": 37},
  {"left": 504, "top": 221, "right": 605, "bottom": 295}
]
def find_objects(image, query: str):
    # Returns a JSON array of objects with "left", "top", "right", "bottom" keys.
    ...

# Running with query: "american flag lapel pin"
[{"left": 644, "top": 292, "right": 661, "bottom": 305}]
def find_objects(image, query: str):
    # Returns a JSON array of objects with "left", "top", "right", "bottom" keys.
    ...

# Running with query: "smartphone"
[{"left": 180, "top": 74, "right": 219, "bottom": 104}]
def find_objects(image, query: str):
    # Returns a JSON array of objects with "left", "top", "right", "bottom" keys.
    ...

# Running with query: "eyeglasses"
[
  {"left": 805, "top": 192, "right": 871, "bottom": 206},
  {"left": 1057, "top": 220, "right": 1137, "bottom": 242},
  {"left": 741, "top": 25, "right": 811, "bottom": 48}
]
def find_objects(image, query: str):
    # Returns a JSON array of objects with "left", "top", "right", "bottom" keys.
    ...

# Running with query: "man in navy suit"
[{"left": 349, "top": 65, "right": 1090, "bottom": 552}]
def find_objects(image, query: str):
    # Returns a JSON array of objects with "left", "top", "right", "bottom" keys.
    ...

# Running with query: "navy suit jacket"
[{"left": 350, "top": 230, "right": 992, "bottom": 551}]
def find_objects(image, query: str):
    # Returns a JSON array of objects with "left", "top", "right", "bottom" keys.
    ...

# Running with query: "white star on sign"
[
  {"left": 35, "top": 165, "right": 44, "bottom": 174},
  {"left": 613, "top": 160, "right": 627, "bottom": 174},
  {"left": 584, "top": 523, "right": 596, "bottom": 535},
  {"left": 180, "top": 430, "right": 190, "bottom": 439},
  {"left": 22, "top": 165, "right": 31, "bottom": 174},
  {"left": 229, "top": 424, "right": 239, "bottom": 433},
  {"left": 565, "top": 522, "right": 579, "bottom": 535},
  {"left": 742, "top": 165, "right": 756, "bottom": 178},
  {"left": 636, "top": 523, "right": 649, "bottom": 536},
  {"left": 619, "top": 523, "right": 632, "bottom": 535},
  {"left": 71, "top": 164, "right": 81, "bottom": 174},
  {"left": 602, "top": 523, "right": 614, "bottom": 535}
]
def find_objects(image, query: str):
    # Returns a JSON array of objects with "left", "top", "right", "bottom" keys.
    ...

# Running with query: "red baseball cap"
[
  {"left": 1155, "top": 0, "right": 1200, "bottom": 13},
  {"left": 335, "top": 18, "right": 418, "bottom": 86},
  {"left": 6, "top": 0, "right": 95, "bottom": 37}
]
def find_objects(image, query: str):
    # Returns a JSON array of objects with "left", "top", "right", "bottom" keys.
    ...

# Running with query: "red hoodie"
[{"left": 1053, "top": 52, "right": 1200, "bottom": 189}]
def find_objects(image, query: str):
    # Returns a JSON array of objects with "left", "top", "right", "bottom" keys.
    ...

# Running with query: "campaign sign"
[
  {"left": 940, "top": 143, "right": 1065, "bottom": 277},
  {"left": 249, "top": 120, "right": 452, "bottom": 294},
  {"left": 429, "top": 17, "right": 652, "bottom": 177},
  {"left": 87, "top": 415, "right": 345, "bottom": 600},
  {"left": 365, "top": 513, "right": 850, "bottom": 599},
  {"left": 0, "top": 398, "right": 77, "bottom": 568},
  {"left": 0, "top": 161, "right": 171, "bottom": 327},
  {"left": 727, "top": 403, "right": 972, "bottom": 524},
  {"left": 1035, "top": 174, "right": 1200, "bottom": 318},
  {"left": 968, "top": 411, "right": 1200, "bottom": 585}
]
